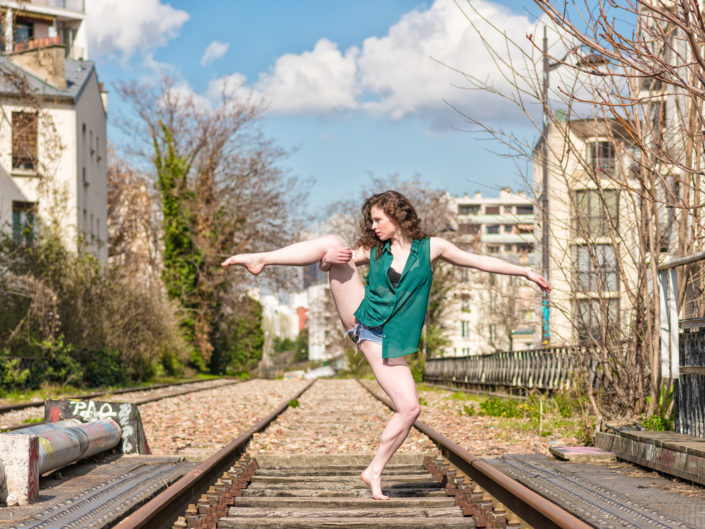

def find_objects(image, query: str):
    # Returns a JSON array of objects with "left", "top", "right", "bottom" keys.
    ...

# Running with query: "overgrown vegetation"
[{"left": 0, "top": 230, "right": 190, "bottom": 394}]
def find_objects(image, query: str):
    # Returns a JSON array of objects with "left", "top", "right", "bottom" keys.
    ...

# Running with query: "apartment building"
[
  {"left": 0, "top": 0, "right": 107, "bottom": 261},
  {"left": 445, "top": 188, "right": 538, "bottom": 355},
  {"left": 534, "top": 119, "right": 639, "bottom": 346}
]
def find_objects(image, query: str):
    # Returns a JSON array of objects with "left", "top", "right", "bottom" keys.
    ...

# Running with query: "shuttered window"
[{"left": 12, "top": 111, "right": 38, "bottom": 171}]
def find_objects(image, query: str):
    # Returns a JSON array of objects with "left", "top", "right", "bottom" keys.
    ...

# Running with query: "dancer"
[{"left": 221, "top": 190, "right": 550, "bottom": 499}]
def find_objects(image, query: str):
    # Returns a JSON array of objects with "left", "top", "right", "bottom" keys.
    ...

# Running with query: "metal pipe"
[
  {"left": 10, "top": 419, "right": 122, "bottom": 474},
  {"left": 657, "top": 249, "right": 705, "bottom": 270}
]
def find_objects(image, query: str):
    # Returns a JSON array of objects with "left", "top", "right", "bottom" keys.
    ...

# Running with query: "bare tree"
[
  {"left": 448, "top": 0, "right": 704, "bottom": 419},
  {"left": 116, "top": 78, "right": 309, "bottom": 366}
]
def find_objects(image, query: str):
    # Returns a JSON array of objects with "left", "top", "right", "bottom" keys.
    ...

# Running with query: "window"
[
  {"left": 12, "top": 201, "right": 36, "bottom": 246},
  {"left": 14, "top": 21, "right": 33, "bottom": 45},
  {"left": 574, "top": 244, "right": 619, "bottom": 292},
  {"left": 12, "top": 112, "right": 38, "bottom": 171},
  {"left": 486, "top": 225, "right": 500, "bottom": 235},
  {"left": 458, "top": 204, "right": 479, "bottom": 215},
  {"left": 461, "top": 321, "right": 470, "bottom": 337},
  {"left": 516, "top": 205, "right": 534, "bottom": 215},
  {"left": 458, "top": 223, "right": 480, "bottom": 235},
  {"left": 485, "top": 206, "right": 500, "bottom": 215},
  {"left": 575, "top": 298, "right": 619, "bottom": 344},
  {"left": 504, "top": 244, "right": 514, "bottom": 252},
  {"left": 504, "top": 225, "right": 513, "bottom": 233},
  {"left": 586, "top": 141, "right": 615, "bottom": 172},
  {"left": 487, "top": 246, "right": 500, "bottom": 254},
  {"left": 517, "top": 243, "right": 534, "bottom": 253},
  {"left": 573, "top": 189, "right": 618, "bottom": 238}
]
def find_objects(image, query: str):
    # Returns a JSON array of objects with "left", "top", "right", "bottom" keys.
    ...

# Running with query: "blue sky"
[{"left": 88, "top": 0, "right": 548, "bottom": 212}]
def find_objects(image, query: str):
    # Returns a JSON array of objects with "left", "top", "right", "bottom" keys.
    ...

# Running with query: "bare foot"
[
  {"left": 220, "top": 253, "right": 265, "bottom": 275},
  {"left": 361, "top": 469, "right": 389, "bottom": 500}
]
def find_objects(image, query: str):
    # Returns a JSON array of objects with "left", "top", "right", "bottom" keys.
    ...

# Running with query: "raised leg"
[
  {"left": 359, "top": 341, "right": 421, "bottom": 500},
  {"left": 221, "top": 235, "right": 365, "bottom": 330},
  {"left": 221, "top": 235, "right": 350, "bottom": 275}
]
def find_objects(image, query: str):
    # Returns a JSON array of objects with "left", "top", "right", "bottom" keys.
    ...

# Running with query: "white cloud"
[
  {"left": 86, "top": 0, "right": 189, "bottom": 59},
  {"left": 356, "top": 0, "right": 537, "bottom": 121},
  {"left": 201, "top": 41, "right": 230, "bottom": 66},
  {"left": 236, "top": 0, "right": 541, "bottom": 124},
  {"left": 254, "top": 38, "right": 360, "bottom": 114}
]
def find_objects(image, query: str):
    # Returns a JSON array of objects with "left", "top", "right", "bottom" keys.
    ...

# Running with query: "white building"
[
  {"left": 0, "top": 0, "right": 107, "bottom": 261},
  {"left": 1, "top": 0, "right": 87, "bottom": 60},
  {"left": 444, "top": 188, "right": 538, "bottom": 355}
]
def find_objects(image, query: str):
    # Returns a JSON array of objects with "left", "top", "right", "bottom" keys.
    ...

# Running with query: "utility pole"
[{"left": 541, "top": 25, "right": 550, "bottom": 347}]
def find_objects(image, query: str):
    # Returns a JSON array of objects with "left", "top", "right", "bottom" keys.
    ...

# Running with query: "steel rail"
[
  {"left": 113, "top": 379, "right": 315, "bottom": 529},
  {"left": 0, "top": 378, "right": 238, "bottom": 414},
  {"left": 357, "top": 379, "right": 594, "bottom": 529}
]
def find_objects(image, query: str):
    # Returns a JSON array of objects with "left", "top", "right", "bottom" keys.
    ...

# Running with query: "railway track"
[
  {"left": 7, "top": 378, "right": 702, "bottom": 529},
  {"left": 108, "top": 379, "right": 593, "bottom": 529},
  {"left": 0, "top": 378, "right": 240, "bottom": 431}
]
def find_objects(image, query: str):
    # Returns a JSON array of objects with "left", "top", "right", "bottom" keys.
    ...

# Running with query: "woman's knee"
[
  {"left": 399, "top": 401, "right": 421, "bottom": 423},
  {"left": 320, "top": 234, "right": 345, "bottom": 248}
]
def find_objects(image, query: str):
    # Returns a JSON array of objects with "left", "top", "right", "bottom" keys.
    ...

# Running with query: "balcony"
[
  {"left": 26, "top": 0, "right": 85, "bottom": 13},
  {"left": 13, "top": 35, "right": 61, "bottom": 53}
]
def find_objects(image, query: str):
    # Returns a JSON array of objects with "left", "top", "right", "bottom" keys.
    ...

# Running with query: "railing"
[
  {"left": 658, "top": 250, "right": 705, "bottom": 437},
  {"left": 28, "top": 0, "right": 85, "bottom": 12},
  {"left": 424, "top": 346, "right": 592, "bottom": 393},
  {"left": 13, "top": 35, "right": 61, "bottom": 53}
]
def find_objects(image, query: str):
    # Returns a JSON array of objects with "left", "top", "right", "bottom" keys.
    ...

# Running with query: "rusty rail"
[
  {"left": 113, "top": 379, "right": 315, "bottom": 529},
  {"left": 357, "top": 379, "right": 593, "bottom": 529}
]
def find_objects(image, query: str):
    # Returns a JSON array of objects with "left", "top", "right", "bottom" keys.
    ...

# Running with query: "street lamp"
[{"left": 540, "top": 27, "right": 607, "bottom": 347}]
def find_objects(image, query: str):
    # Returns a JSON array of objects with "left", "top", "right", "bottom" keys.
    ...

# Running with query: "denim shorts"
[{"left": 346, "top": 322, "right": 383, "bottom": 348}]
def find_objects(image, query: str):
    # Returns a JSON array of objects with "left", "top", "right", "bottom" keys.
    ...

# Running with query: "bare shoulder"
[
  {"left": 429, "top": 237, "right": 452, "bottom": 260},
  {"left": 352, "top": 246, "right": 371, "bottom": 266}
]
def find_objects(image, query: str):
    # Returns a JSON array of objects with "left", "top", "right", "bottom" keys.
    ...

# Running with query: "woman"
[{"left": 221, "top": 190, "right": 550, "bottom": 500}]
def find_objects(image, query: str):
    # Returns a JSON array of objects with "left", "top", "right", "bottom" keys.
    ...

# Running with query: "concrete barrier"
[{"left": 0, "top": 419, "right": 121, "bottom": 505}]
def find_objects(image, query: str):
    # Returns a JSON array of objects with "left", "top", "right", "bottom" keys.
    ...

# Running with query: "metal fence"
[
  {"left": 658, "top": 250, "right": 705, "bottom": 437},
  {"left": 424, "top": 346, "right": 591, "bottom": 393}
]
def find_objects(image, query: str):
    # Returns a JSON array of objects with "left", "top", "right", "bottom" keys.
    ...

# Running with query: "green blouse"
[{"left": 354, "top": 237, "right": 433, "bottom": 358}]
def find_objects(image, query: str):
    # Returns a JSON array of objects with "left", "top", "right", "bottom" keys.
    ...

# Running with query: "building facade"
[
  {"left": 0, "top": 0, "right": 107, "bottom": 261},
  {"left": 534, "top": 119, "right": 639, "bottom": 346},
  {"left": 444, "top": 188, "right": 538, "bottom": 355}
]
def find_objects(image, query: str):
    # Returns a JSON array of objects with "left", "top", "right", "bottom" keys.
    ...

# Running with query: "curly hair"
[{"left": 355, "top": 190, "right": 427, "bottom": 257}]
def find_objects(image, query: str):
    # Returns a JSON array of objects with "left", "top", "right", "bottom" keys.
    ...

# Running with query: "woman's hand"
[
  {"left": 525, "top": 270, "right": 551, "bottom": 293},
  {"left": 319, "top": 246, "right": 353, "bottom": 271}
]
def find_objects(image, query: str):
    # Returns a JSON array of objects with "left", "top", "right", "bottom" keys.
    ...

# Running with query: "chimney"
[{"left": 8, "top": 43, "right": 67, "bottom": 90}]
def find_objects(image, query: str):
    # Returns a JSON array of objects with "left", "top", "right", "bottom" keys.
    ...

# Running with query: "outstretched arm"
[{"left": 430, "top": 237, "right": 551, "bottom": 293}]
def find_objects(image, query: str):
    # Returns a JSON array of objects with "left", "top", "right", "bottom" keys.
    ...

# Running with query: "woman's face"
[{"left": 370, "top": 205, "right": 397, "bottom": 241}]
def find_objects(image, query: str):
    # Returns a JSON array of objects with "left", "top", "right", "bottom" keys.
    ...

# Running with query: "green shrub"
[
  {"left": 0, "top": 354, "right": 31, "bottom": 393},
  {"left": 418, "top": 396, "right": 428, "bottom": 406},
  {"left": 479, "top": 397, "right": 524, "bottom": 418},
  {"left": 288, "top": 398, "right": 300, "bottom": 408},
  {"left": 83, "top": 349, "right": 124, "bottom": 387},
  {"left": 642, "top": 415, "right": 673, "bottom": 431},
  {"left": 461, "top": 404, "right": 475, "bottom": 416},
  {"left": 40, "top": 337, "right": 83, "bottom": 387}
]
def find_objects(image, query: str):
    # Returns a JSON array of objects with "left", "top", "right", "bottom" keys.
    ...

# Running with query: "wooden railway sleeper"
[
  {"left": 174, "top": 458, "right": 258, "bottom": 529},
  {"left": 426, "top": 454, "right": 521, "bottom": 529}
]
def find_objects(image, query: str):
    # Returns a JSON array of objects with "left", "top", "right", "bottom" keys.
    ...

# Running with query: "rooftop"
[{"left": 0, "top": 54, "right": 94, "bottom": 103}]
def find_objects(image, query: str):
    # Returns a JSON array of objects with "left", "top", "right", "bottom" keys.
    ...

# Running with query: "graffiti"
[{"left": 44, "top": 399, "right": 149, "bottom": 454}]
